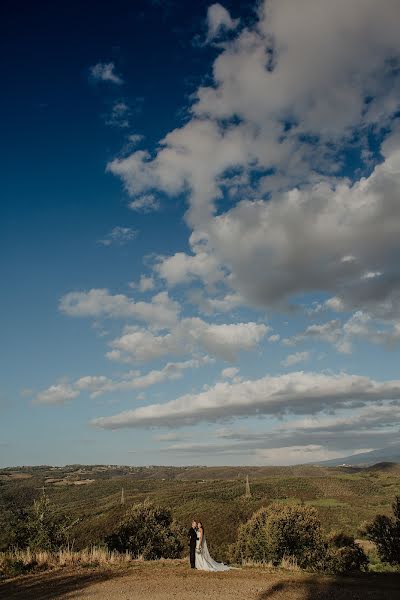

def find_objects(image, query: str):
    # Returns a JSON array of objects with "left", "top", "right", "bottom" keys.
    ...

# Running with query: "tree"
[
  {"left": 325, "top": 532, "right": 368, "bottom": 574},
  {"left": 4, "top": 493, "right": 76, "bottom": 551},
  {"left": 105, "top": 501, "right": 184, "bottom": 560},
  {"left": 232, "top": 504, "right": 327, "bottom": 570},
  {"left": 362, "top": 496, "right": 400, "bottom": 565},
  {"left": 0, "top": 485, "right": 37, "bottom": 550}
]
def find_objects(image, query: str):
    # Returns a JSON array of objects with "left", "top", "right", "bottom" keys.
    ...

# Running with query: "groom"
[{"left": 188, "top": 520, "right": 198, "bottom": 569}]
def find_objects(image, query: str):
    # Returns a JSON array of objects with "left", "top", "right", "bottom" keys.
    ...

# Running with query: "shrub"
[
  {"left": 232, "top": 504, "right": 327, "bottom": 570},
  {"left": 1, "top": 493, "right": 75, "bottom": 552},
  {"left": 361, "top": 496, "right": 400, "bottom": 565},
  {"left": 0, "top": 557, "right": 37, "bottom": 578},
  {"left": 105, "top": 501, "right": 184, "bottom": 560},
  {"left": 22, "top": 494, "right": 76, "bottom": 551},
  {"left": 324, "top": 532, "right": 368, "bottom": 574}
]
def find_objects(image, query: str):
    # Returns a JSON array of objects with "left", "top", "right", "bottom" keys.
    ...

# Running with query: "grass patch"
[{"left": 305, "top": 498, "right": 348, "bottom": 507}]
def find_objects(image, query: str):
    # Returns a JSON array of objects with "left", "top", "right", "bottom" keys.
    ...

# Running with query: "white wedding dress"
[{"left": 195, "top": 532, "right": 231, "bottom": 571}]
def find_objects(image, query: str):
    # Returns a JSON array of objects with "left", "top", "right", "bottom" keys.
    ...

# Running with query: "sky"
[{"left": 1, "top": 0, "right": 400, "bottom": 467}]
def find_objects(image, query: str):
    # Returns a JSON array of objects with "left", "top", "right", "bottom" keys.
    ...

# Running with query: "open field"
[{"left": 1, "top": 561, "right": 400, "bottom": 600}]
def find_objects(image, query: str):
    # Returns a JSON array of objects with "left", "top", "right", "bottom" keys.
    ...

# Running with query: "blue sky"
[{"left": 1, "top": 0, "right": 400, "bottom": 467}]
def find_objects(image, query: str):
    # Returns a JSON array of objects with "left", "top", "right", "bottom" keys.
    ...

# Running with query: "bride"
[{"left": 195, "top": 521, "right": 231, "bottom": 571}]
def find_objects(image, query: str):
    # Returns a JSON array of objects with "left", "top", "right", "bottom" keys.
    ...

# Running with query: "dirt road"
[{"left": 1, "top": 562, "right": 400, "bottom": 600}]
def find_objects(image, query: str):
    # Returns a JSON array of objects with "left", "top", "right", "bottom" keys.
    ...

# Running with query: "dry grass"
[
  {"left": 0, "top": 546, "right": 132, "bottom": 571},
  {"left": 241, "top": 556, "right": 301, "bottom": 572}
]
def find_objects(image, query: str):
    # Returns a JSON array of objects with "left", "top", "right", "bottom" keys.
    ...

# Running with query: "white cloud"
[
  {"left": 254, "top": 446, "right": 343, "bottom": 466},
  {"left": 105, "top": 101, "right": 130, "bottom": 128},
  {"left": 281, "top": 351, "right": 310, "bottom": 367},
  {"left": 91, "top": 371, "right": 400, "bottom": 429},
  {"left": 178, "top": 403, "right": 400, "bottom": 461},
  {"left": 206, "top": 4, "right": 239, "bottom": 42},
  {"left": 98, "top": 226, "right": 138, "bottom": 246},
  {"left": 127, "top": 134, "right": 144, "bottom": 146},
  {"left": 268, "top": 334, "right": 280, "bottom": 342},
  {"left": 129, "top": 275, "right": 156, "bottom": 292},
  {"left": 155, "top": 250, "right": 222, "bottom": 287},
  {"left": 59, "top": 289, "right": 180, "bottom": 329},
  {"left": 325, "top": 297, "right": 346, "bottom": 312},
  {"left": 153, "top": 431, "right": 189, "bottom": 442},
  {"left": 221, "top": 367, "right": 239, "bottom": 379},
  {"left": 90, "top": 62, "right": 123, "bottom": 84},
  {"left": 36, "top": 357, "right": 213, "bottom": 405},
  {"left": 186, "top": 289, "right": 243, "bottom": 314},
  {"left": 207, "top": 143, "right": 400, "bottom": 312},
  {"left": 35, "top": 384, "right": 79, "bottom": 405},
  {"left": 138, "top": 275, "right": 155, "bottom": 292},
  {"left": 288, "top": 310, "right": 400, "bottom": 354},
  {"left": 164, "top": 400, "right": 400, "bottom": 462},
  {"left": 128, "top": 194, "right": 160, "bottom": 213},
  {"left": 289, "top": 320, "right": 349, "bottom": 353},
  {"left": 75, "top": 375, "right": 112, "bottom": 392},
  {"left": 107, "top": 0, "right": 400, "bottom": 321},
  {"left": 107, "top": 318, "right": 268, "bottom": 363},
  {"left": 77, "top": 357, "right": 212, "bottom": 398}
]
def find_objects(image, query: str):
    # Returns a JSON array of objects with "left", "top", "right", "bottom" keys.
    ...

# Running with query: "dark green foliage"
[
  {"left": 105, "top": 501, "right": 184, "bottom": 560},
  {"left": 0, "top": 558, "right": 33, "bottom": 577},
  {"left": 362, "top": 496, "right": 400, "bottom": 565},
  {"left": 324, "top": 532, "right": 368, "bottom": 574},
  {"left": 232, "top": 504, "right": 327, "bottom": 570},
  {"left": 4, "top": 494, "right": 76, "bottom": 551},
  {"left": 0, "top": 485, "right": 37, "bottom": 551}
]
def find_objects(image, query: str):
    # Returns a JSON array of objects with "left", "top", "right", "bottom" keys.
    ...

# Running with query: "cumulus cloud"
[
  {"left": 128, "top": 194, "right": 160, "bottom": 213},
  {"left": 286, "top": 320, "right": 350, "bottom": 354},
  {"left": 129, "top": 275, "right": 156, "bottom": 292},
  {"left": 35, "top": 384, "right": 80, "bottom": 405},
  {"left": 186, "top": 289, "right": 244, "bottom": 315},
  {"left": 107, "top": 0, "right": 400, "bottom": 323},
  {"left": 90, "top": 62, "right": 123, "bottom": 84},
  {"left": 35, "top": 357, "right": 212, "bottom": 405},
  {"left": 91, "top": 371, "right": 400, "bottom": 429},
  {"left": 59, "top": 289, "right": 180, "bottom": 329},
  {"left": 138, "top": 275, "right": 156, "bottom": 292},
  {"left": 208, "top": 143, "right": 400, "bottom": 312},
  {"left": 287, "top": 310, "right": 400, "bottom": 354},
  {"left": 107, "top": 318, "right": 268, "bottom": 363},
  {"left": 155, "top": 250, "right": 222, "bottom": 287},
  {"left": 105, "top": 101, "right": 130, "bottom": 128},
  {"left": 77, "top": 357, "right": 212, "bottom": 398},
  {"left": 268, "top": 334, "right": 280, "bottom": 342},
  {"left": 98, "top": 226, "right": 138, "bottom": 246},
  {"left": 221, "top": 367, "right": 239, "bottom": 379},
  {"left": 281, "top": 351, "right": 310, "bottom": 367},
  {"left": 206, "top": 4, "right": 239, "bottom": 42}
]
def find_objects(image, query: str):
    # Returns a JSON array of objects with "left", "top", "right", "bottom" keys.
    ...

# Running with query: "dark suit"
[{"left": 188, "top": 527, "right": 198, "bottom": 568}]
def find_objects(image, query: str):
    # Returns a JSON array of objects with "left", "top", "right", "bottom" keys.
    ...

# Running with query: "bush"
[
  {"left": 0, "top": 557, "right": 37, "bottom": 578},
  {"left": 324, "top": 532, "right": 368, "bottom": 574},
  {"left": 362, "top": 496, "right": 400, "bottom": 565},
  {"left": 24, "top": 494, "right": 76, "bottom": 551},
  {"left": 105, "top": 501, "right": 184, "bottom": 560},
  {"left": 232, "top": 504, "right": 327, "bottom": 570},
  {"left": 2, "top": 493, "right": 76, "bottom": 552}
]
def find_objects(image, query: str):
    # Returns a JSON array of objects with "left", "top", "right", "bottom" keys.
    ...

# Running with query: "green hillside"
[{"left": 1, "top": 464, "right": 399, "bottom": 561}]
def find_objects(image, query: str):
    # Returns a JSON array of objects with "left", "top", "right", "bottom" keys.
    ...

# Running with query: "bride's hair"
[{"left": 198, "top": 521, "right": 204, "bottom": 531}]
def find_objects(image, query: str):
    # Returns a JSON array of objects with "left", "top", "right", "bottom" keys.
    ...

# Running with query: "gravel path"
[{"left": 1, "top": 562, "right": 400, "bottom": 600}]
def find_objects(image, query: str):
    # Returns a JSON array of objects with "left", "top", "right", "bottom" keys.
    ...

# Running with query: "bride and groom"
[{"left": 188, "top": 520, "right": 231, "bottom": 571}]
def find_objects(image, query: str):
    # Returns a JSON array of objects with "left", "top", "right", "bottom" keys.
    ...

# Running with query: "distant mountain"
[{"left": 313, "top": 445, "right": 400, "bottom": 466}]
